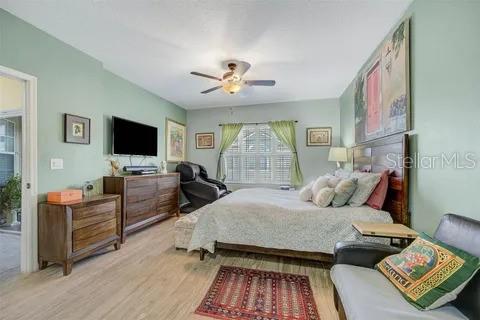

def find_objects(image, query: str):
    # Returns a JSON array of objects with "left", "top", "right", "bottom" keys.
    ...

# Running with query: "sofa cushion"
[{"left": 330, "top": 264, "right": 468, "bottom": 320}]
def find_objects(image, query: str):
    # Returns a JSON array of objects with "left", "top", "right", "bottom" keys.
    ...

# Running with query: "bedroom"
[{"left": 0, "top": 1, "right": 479, "bottom": 320}]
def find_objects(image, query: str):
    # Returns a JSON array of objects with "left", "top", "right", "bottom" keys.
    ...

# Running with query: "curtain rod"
[{"left": 218, "top": 120, "right": 298, "bottom": 127}]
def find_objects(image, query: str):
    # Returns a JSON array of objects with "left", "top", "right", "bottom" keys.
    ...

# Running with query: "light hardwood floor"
[{"left": 0, "top": 217, "right": 339, "bottom": 320}]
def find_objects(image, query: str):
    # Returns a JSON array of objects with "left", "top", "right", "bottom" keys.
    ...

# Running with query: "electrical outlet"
[{"left": 50, "top": 158, "right": 64, "bottom": 170}]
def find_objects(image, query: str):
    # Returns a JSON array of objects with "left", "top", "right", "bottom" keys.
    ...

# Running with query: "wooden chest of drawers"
[
  {"left": 103, "top": 173, "right": 180, "bottom": 242},
  {"left": 38, "top": 194, "right": 121, "bottom": 276}
]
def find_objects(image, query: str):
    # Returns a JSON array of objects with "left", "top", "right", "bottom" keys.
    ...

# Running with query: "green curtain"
[
  {"left": 216, "top": 123, "right": 244, "bottom": 181},
  {"left": 268, "top": 120, "right": 303, "bottom": 186}
]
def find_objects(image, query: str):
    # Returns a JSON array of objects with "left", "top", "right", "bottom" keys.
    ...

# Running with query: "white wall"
[{"left": 187, "top": 98, "right": 340, "bottom": 187}]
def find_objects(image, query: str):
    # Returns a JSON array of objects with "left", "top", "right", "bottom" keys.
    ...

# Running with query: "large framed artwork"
[
  {"left": 165, "top": 118, "right": 186, "bottom": 162},
  {"left": 355, "top": 19, "right": 410, "bottom": 143}
]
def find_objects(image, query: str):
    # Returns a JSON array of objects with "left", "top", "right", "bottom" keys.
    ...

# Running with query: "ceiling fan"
[{"left": 190, "top": 61, "right": 276, "bottom": 95}]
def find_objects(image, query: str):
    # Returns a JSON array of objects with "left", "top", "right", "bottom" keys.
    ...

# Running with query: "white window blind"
[{"left": 224, "top": 124, "right": 292, "bottom": 185}]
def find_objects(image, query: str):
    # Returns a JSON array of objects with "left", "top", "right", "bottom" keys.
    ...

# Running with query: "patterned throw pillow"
[
  {"left": 312, "top": 187, "right": 335, "bottom": 208},
  {"left": 348, "top": 173, "right": 381, "bottom": 207},
  {"left": 299, "top": 181, "right": 314, "bottom": 202},
  {"left": 376, "top": 233, "right": 480, "bottom": 310},
  {"left": 331, "top": 178, "right": 358, "bottom": 207}
]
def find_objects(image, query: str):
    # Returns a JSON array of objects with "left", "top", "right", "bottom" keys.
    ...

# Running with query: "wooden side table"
[
  {"left": 38, "top": 194, "right": 121, "bottom": 275},
  {"left": 352, "top": 221, "right": 418, "bottom": 248}
]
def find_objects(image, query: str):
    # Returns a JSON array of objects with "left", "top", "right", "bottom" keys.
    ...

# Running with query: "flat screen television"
[{"left": 112, "top": 116, "right": 158, "bottom": 156}]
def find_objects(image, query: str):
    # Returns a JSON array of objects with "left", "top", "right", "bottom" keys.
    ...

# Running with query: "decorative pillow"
[
  {"left": 311, "top": 176, "right": 329, "bottom": 197},
  {"left": 350, "top": 171, "right": 371, "bottom": 179},
  {"left": 334, "top": 168, "right": 351, "bottom": 179},
  {"left": 348, "top": 173, "right": 381, "bottom": 207},
  {"left": 327, "top": 176, "right": 342, "bottom": 188},
  {"left": 312, "top": 187, "right": 335, "bottom": 208},
  {"left": 366, "top": 170, "right": 390, "bottom": 210},
  {"left": 299, "top": 181, "right": 314, "bottom": 202},
  {"left": 331, "top": 178, "right": 358, "bottom": 207},
  {"left": 376, "top": 233, "right": 480, "bottom": 310}
]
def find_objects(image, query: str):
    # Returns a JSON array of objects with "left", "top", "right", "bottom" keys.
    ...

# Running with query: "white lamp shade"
[{"left": 328, "top": 147, "right": 347, "bottom": 162}]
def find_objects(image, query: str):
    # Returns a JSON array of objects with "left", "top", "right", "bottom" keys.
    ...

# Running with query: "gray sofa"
[{"left": 330, "top": 214, "right": 480, "bottom": 320}]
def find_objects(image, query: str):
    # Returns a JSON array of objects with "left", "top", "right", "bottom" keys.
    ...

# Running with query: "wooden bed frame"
[{"left": 199, "top": 133, "right": 410, "bottom": 263}]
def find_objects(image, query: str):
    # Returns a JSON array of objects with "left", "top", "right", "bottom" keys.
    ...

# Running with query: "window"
[
  {"left": 0, "top": 119, "right": 15, "bottom": 186},
  {"left": 224, "top": 124, "right": 292, "bottom": 185}
]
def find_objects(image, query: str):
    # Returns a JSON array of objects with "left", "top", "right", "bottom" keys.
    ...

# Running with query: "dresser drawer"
[
  {"left": 157, "top": 202, "right": 177, "bottom": 215},
  {"left": 127, "top": 178, "right": 157, "bottom": 189},
  {"left": 73, "top": 209, "right": 116, "bottom": 230},
  {"left": 157, "top": 176, "right": 179, "bottom": 189},
  {"left": 73, "top": 201, "right": 116, "bottom": 220},
  {"left": 73, "top": 219, "right": 117, "bottom": 252},
  {"left": 126, "top": 185, "right": 157, "bottom": 203},
  {"left": 126, "top": 198, "right": 157, "bottom": 226},
  {"left": 157, "top": 192, "right": 178, "bottom": 205}
]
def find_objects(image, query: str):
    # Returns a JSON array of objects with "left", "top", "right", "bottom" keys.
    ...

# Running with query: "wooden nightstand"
[
  {"left": 38, "top": 194, "right": 121, "bottom": 275},
  {"left": 352, "top": 221, "right": 418, "bottom": 248}
]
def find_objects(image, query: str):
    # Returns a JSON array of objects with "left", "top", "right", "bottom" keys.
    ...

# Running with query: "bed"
[{"left": 188, "top": 133, "right": 410, "bottom": 262}]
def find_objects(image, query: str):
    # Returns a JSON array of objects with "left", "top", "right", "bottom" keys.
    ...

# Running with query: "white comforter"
[{"left": 188, "top": 188, "right": 393, "bottom": 254}]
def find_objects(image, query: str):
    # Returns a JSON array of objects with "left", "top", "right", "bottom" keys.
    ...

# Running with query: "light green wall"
[
  {"left": 0, "top": 9, "right": 186, "bottom": 198},
  {"left": 187, "top": 99, "right": 340, "bottom": 187},
  {"left": 339, "top": 0, "right": 480, "bottom": 233}
]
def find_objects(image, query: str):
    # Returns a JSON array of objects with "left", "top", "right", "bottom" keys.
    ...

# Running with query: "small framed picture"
[
  {"left": 64, "top": 114, "right": 90, "bottom": 144},
  {"left": 306, "top": 127, "right": 332, "bottom": 146},
  {"left": 196, "top": 132, "right": 215, "bottom": 149}
]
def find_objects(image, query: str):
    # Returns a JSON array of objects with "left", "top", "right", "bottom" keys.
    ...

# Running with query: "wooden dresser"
[
  {"left": 103, "top": 173, "right": 180, "bottom": 242},
  {"left": 38, "top": 194, "right": 121, "bottom": 276}
]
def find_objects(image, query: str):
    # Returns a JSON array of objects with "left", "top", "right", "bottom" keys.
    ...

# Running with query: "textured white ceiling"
[{"left": 0, "top": 0, "right": 411, "bottom": 109}]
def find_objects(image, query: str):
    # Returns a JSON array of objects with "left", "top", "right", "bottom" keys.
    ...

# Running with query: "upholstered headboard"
[{"left": 351, "top": 134, "right": 410, "bottom": 226}]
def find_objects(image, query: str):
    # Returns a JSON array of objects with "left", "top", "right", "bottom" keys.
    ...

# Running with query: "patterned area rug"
[{"left": 195, "top": 265, "right": 320, "bottom": 320}]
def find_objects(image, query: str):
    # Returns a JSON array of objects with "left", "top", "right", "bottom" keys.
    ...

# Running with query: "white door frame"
[{"left": 0, "top": 65, "right": 38, "bottom": 273}]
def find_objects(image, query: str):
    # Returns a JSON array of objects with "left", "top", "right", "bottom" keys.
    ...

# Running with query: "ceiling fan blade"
[
  {"left": 238, "top": 61, "right": 251, "bottom": 76},
  {"left": 201, "top": 85, "right": 223, "bottom": 94},
  {"left": 191, "top": 72, "right": 222, "bottom": 81},
  {"left": 244, "top": 80, "right": 276, "bottom": 86}
]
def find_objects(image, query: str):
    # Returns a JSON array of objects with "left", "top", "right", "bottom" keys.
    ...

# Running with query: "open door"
[{"left": 0, "top": 65, "right": 37, "bottom": 276}]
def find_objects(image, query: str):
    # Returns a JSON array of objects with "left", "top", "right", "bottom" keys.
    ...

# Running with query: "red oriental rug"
[{"left": 195, "top": 265, "right": 320, "bottom": 320}]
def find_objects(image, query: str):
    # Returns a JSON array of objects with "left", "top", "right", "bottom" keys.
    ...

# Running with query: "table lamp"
[{"left": 328, "top": 147, "right": 347, "bottom": 168}]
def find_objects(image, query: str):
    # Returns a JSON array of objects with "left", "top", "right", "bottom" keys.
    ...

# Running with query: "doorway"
[{"left": 0, "top": 66, "right": 37, "bottom": 278}]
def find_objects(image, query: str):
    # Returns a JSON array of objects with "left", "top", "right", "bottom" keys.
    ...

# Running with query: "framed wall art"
[
  {"left": 165, "top": 118, "right": 186, "bottom": 162},
  {"left": 195, "top": 132, "right": 214, "bottom": 149},
  {"left": 64, "top": 114, "right": 90, "bottom": 144},
  {"left": 306, "top": 127, "right": 331, "bottom": 146},
  {"left": 354, "top": 19, "right": 410, "bottom": 143}
]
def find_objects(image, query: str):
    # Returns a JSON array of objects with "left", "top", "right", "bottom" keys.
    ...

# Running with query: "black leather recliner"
[{"left": 176, "top": 161, "right": 230, "bottom": 211}]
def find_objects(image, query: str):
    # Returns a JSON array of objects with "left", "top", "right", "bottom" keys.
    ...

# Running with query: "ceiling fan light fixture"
[
  {"left": 222, "top": 81, "right": 242, "bottom": 94},
  {"left": 190, "top": 60, "right": 276, "bottom": 95}
]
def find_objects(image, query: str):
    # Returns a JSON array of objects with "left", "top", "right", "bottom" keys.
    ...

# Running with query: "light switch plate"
[{"left": 50, "top": 158, "right": 64, "bottom": 170}]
